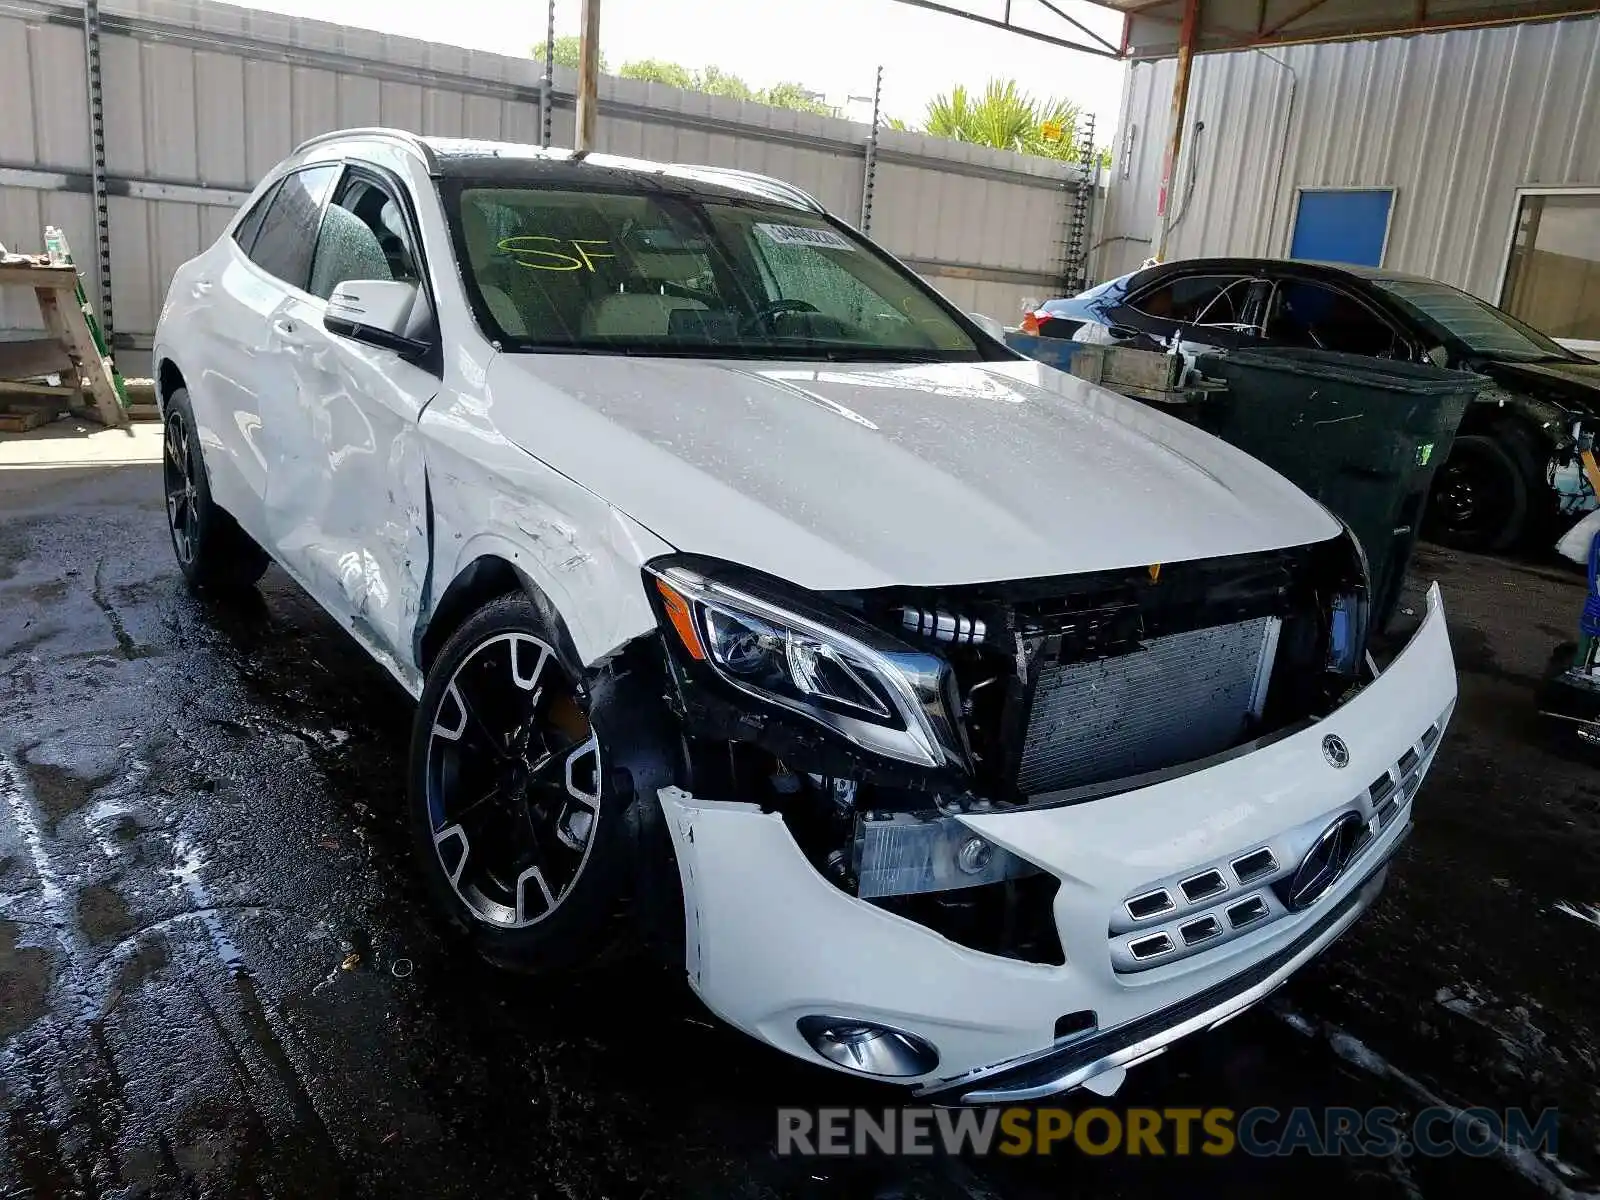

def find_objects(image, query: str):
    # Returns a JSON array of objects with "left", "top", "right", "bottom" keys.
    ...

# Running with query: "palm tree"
[{"left": 923, "top": 79, "right": 1083, "bottom": 162}]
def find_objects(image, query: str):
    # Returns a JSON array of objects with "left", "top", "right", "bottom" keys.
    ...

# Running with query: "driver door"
[{"left": 261, "top": 164, "right": 440, "bottom": 679}]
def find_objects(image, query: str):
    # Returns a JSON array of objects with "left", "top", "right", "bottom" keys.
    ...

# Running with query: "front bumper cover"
[{"left": 658, "top": 583, "right": 1457, "bottom": 1100}]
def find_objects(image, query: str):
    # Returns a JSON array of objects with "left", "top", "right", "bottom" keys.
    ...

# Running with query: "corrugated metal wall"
[
  {"left": 1099, "top": 15, "right": 1600, "bottom": 295},
  {"left": 0, "top": 0, "right": 1087, "bottom": 372}
]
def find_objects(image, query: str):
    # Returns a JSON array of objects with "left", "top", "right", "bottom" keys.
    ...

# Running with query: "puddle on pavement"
[
  {"left": 0, "top": 919, "right": 52, "bottom": 1040},
  {"left": 76, "top": 883, "right": 136, "bottom": 946}
]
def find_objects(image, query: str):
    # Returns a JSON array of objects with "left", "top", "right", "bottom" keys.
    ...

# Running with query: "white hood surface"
[{"left": 482, "top": 355, "right": 1341, "bottom": 590}]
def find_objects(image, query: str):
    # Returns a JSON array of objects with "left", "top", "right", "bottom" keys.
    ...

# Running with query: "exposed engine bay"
[{"left": 643, "top": 532, "right": 1371, "bottom": 964}]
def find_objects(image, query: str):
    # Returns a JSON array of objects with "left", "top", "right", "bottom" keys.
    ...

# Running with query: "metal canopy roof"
[{"left": 1105, "top": 0, "right": 1600, "bottom": 58}]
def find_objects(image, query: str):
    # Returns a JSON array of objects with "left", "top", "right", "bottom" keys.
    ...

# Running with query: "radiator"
[{"left": 1016, "top": 617, "right": 1279, "bottom": 795}]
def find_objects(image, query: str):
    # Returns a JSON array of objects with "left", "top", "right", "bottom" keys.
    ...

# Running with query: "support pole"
[
  {"left": 1154, "top": 0, "right": 1199, "bottom": 261},
  {"left": 82, "top": 0, "right": 113, "bottom": 342},
  {"left": 859, "top": 66, "right": 883, "bottom": 236},
  {"left": 574, "top": 0, "right": 601, "bottom": 153},
  {"left": 540, "top": 0, "right": 555, "bottom": 148}
]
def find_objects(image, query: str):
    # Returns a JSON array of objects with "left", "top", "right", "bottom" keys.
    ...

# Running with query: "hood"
[
  {"left": 1479, "top": 358, "right": 1600, "bottom": 412},
  {"left": 480, "top": 354, "right": 1341, "bottom": 591}
]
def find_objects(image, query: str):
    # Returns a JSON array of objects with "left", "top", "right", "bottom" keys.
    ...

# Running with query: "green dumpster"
[{"left": 1187, "top": 348, "right": 1487, "bottom": 632}]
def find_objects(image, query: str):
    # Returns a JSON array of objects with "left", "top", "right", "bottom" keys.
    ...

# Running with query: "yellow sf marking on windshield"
[{"left": 498, "top": 236, "right": 615, "bottom": 272}]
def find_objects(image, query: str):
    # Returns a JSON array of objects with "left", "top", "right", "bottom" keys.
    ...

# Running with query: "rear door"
[
  {"left": 1105, "top": 270, "right": 1269, "bottom": 352},
  {"left": 195, "top": 165, "right": 339, "bottom": 542},
  {"left": 262, "top": 163, "right": 439, "bottom": 676}
]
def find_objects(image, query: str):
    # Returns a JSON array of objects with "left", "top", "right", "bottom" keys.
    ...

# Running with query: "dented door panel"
[{"left": 262, "top": 297, "right": 437, "bottom": 689}]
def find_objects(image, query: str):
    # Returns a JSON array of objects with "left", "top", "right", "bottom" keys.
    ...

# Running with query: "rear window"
[{"left": 1129, "top": 274, "right": 1256, "bottom": 327}]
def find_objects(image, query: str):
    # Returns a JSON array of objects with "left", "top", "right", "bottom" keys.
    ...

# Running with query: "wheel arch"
[{"left": 156, "top": 357, "right": 186, "bottom": 410}]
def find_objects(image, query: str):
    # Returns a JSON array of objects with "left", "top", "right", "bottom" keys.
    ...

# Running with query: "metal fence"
[{"left": 0, "top": 0, "right": 1095, "bottom": 373}]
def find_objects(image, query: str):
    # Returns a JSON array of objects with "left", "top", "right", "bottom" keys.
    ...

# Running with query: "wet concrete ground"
[{"left": 2, "top": 454, "right": 1598, "bottom": 1198}]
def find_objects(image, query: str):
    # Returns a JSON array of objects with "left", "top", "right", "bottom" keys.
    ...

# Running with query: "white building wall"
[
  {"left": 0, "top": 0, "right": 1088, "bottom": 369},
  {"left": 1099, "top": 16, "right": 1600, "bottom": 298}
]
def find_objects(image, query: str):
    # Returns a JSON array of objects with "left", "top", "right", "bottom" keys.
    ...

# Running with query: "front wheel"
[
  {"left": 1424, "top": 433, "right": 1533, "bottom": 552},
  {"left": 407, "top": 592, "right": 640, "bottom": 972}
]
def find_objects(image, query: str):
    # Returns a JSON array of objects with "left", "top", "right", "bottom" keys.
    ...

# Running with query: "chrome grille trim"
[
  {"left": 1106, "top": 703, "right": 1451, "bottom": 974},
  {"left": 1126, "top": 889, "right": 1175, "bottom": 922},
  {"left": 1179, "top": 869, "right": 1227, "bottom": 904},
  {"left": 1128, "top": 932, "right": 1175, "bottom": 960},
  {"left": 1227, "top": 896, "right": 1270, "bottom": 927},
  {"left": 1231, "top": 847, "right": 1277, "bottom": 884}
]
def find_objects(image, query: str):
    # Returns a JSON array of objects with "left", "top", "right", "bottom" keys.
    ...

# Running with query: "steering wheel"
[{"left": 740, "top": 298, "right": 820, "bottom": 334}]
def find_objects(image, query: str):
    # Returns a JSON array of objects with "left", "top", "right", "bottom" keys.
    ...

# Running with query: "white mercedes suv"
[{"left": 153, "top": 129, "right": 1457, "bottom": 1102}]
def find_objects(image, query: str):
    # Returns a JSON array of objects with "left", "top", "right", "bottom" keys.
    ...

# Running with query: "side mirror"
[
  {"left": 966, "top": 312, "right": 1008, "bottom": 341},
  {"left": 324, "top": 280, "right": 431, "bottom": 358}
]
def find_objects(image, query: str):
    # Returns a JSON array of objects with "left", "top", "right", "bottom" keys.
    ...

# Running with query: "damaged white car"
[{"left": 153, "top": 129, "right": 1457, "bottom": 1103}]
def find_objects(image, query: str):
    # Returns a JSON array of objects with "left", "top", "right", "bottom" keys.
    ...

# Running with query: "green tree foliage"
[
  {"left": 615, "top": 58, "right": 830, "bottom": 115},
  {"left": 618, "top": 58, "right": 695, "bottom": 88},
  {"left": 922, "top": 79, "right": 1088, "bottom": 162},
  {"left": 760, "top": 81, "right": 831, "bottom": 116},
  {"left": 535, "top": 35, "right": 609, "bottom": 73}
]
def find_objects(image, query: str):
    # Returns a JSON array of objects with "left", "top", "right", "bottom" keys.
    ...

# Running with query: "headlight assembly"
[
  {"left": 648, "top": 561, "right": 967, "bottom": 771},
  {"left": 1325, "top": 522, "right": 1371, "bottom": 676}
]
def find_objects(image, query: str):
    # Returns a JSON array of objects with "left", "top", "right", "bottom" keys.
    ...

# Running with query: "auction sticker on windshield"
[{"left": 756, "top": 223, "right": 856, "bottom": 251}]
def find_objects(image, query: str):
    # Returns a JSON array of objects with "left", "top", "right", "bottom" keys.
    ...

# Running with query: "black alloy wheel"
[{"left": 163, "top": 409, "right": 200, "bottom": 569}]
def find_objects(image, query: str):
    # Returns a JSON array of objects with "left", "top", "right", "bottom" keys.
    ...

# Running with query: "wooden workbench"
[{"left": 0, "top": 258, "right": 128, "bottom": 430}]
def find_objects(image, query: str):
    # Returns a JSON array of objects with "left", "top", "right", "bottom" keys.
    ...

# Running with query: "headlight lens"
[
  {"left": 702, "top": 607, "right": 891, "bottom": 719},
  {"left": 650, "top": 564, "right": 965, "bottom": 770}
]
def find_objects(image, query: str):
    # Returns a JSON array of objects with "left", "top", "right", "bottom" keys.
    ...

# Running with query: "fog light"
[{"left": 797, "top": 1015, "right": 939, "bottom": 1077}]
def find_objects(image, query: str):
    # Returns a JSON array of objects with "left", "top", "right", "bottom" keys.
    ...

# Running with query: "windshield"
[
  {"left": 445, "top": 182, "right": 996, "bottom": 361},
  {"left": 1370, "top": 277, "right": 1575, "bottom": 363}
]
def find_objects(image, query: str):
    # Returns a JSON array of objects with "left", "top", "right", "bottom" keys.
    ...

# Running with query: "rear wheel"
[
  {"left": 163, "top": 387, "right": 270, "bottom": 591},
  {"left": 1425, "top": 431, "right": 1539, "bottom": 552},
  {"left": 408, "top": 592, "right": 640, "bottom": 972}
]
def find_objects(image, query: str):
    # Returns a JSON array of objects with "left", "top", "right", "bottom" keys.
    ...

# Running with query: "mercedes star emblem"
[{"left": 1322, "top": 733, "right": 1350, "bottom": 768}]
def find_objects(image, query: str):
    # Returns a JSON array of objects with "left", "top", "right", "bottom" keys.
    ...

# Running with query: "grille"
[
  {"left": 1105, "top": 708, "right": 1449, "bottom": 974},
  {"left": 1017, "top": 617, "right": 1277, "bottom": 795}
]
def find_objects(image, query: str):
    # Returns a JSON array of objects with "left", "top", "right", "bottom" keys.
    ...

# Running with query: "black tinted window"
[
  {"left": 1266, "top": 281, "right": 1402, "bottom": 357},
  {"left": 247, "top": 165, "right": 339, "bottom": 290},
  {"left": 231, "top": 181, "right": 280, "bottom": 254},
  {"left": 1130, "top": 274, "right": 1255, "bottom": 326}
]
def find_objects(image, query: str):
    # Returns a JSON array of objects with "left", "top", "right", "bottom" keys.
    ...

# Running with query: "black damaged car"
[{"left": 1026, "top": 258, "right": 1600, "bottom": 552}]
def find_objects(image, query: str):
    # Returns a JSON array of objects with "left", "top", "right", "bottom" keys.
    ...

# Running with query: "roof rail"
[
  {"left": 290, "top": 128, "right": 439, "bottom": 174},
  {"left": 670, "top": 164, "right": 826, "bottom": 214}
]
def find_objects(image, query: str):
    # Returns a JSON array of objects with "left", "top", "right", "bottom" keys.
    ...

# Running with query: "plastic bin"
[{"left": 1188, "top": 348, "right": 1486, "bottom": 632}]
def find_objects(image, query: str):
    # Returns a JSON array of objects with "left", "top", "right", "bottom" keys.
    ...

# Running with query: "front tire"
[
  {"left": 408, "top": 592, "right": 641, "bottom": 973},
  {"left": 163, "top": 387, "right": 270, "bottom": 591},
  {"left": 1425, "top": 431, "right": 1538, "bottom": 552}
]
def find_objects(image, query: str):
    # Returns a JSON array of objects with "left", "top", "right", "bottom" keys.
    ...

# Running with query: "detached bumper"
[{"left": 659, "top": 584, "right": 1457, "bottom": 1100}]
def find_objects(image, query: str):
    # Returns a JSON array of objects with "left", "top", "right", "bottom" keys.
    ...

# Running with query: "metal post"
[
  {"left": 859, "top": 66, "right": 883, "bottom": 235},
  {"left": 540, "top": 0, "right": 555, "bottom": 148},
  {"left": 574, "top": 0, "right": 601, "bottom": 153},
  {"left": 1154, "top": 0, "right": 1199, "bottom": 261},
  {"left": 82, "top": 0, "right": 113, "bottom": 341}
]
